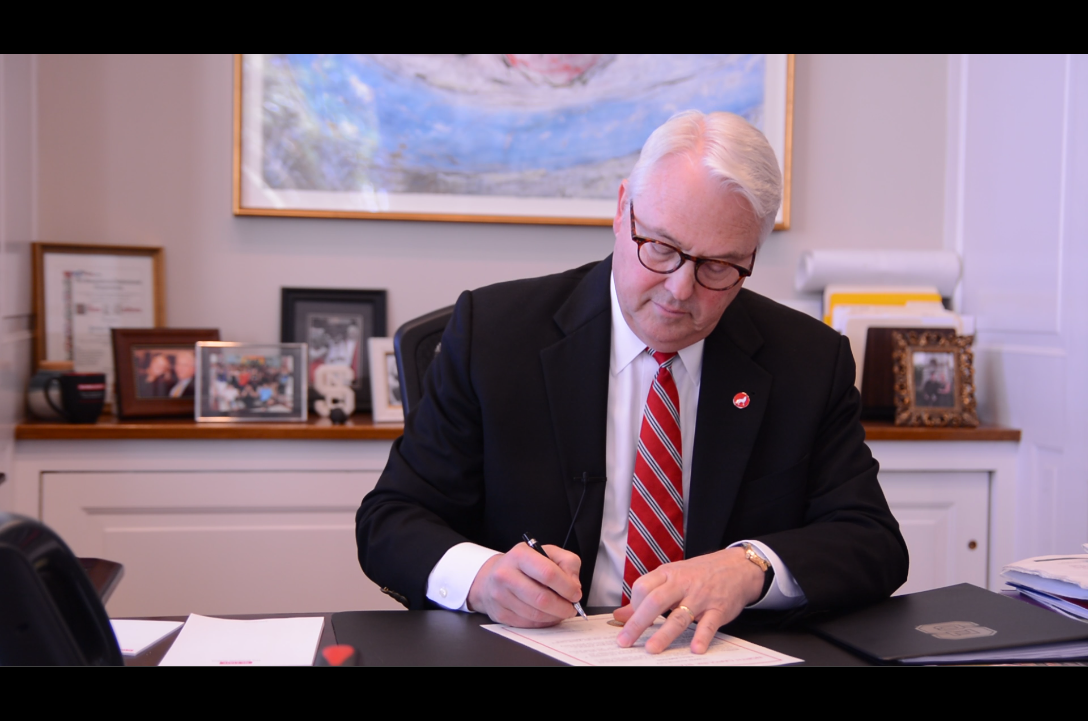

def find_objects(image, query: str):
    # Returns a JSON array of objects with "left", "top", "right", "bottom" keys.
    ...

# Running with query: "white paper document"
[
  {"left": 484, "top": 614, "right": 802, "bottom": 666},
  {"left": 110, "top": 619, "right": 184, "bottom": 656},
  {"left": 1003, "top": 554, "right": 1088, "bottom": 596},
  {"left": 158, "top": 614, "right": 324, "bottom": 666}
]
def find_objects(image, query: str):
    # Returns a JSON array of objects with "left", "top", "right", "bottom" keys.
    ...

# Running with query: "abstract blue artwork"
[{"left": 236, "top": 54, "right": 792, "bottom": 225}]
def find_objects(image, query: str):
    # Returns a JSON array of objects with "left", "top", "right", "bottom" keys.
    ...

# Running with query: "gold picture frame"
[
  {"left": 233, "top": 54, "right": 794, "bottom": 229},
  {"left": 32, "top": 242, "right": 166, "bottom": 407},
  {"left": 892, "top": 331, "right": 979, "bottom": 427}
]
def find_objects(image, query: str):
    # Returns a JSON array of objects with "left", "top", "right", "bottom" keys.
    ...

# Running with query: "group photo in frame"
[
  {"left": 111, "top": 328, "right": 221, "bottom": 419},
  {"left": 892, "top": 331, "right": 979, "bottom": 428},
  {"left": 32, "top": 242, "right": 166, "bottom": 408},
  {"left": 195, "top": 342, "right": 307, "bottom": 422},
  {"left": 234, "top": 54, "right": 793, "bottom": 227},
  {"left": 281, "top": 288, "right": 387, "bottom": 415}
]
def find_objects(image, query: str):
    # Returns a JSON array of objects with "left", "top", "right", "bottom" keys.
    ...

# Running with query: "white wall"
[
  {"left": 0, "top": 54, "right": 36, "bottom": 511},
  {"left": 1, "top": 54, "right": 950, "bottom": 512},
  {"left": 33, "top": 54, "right": 949, "bottom": 341}
]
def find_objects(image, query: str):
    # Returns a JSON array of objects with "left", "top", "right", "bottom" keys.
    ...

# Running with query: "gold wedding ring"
[{"left": 675, "top": 605, "right": 695, "bottom": 625}]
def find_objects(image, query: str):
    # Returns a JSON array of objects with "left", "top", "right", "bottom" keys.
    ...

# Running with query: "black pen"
[{"left": 522, "top": 533, "right": 588, "bottom": 620}]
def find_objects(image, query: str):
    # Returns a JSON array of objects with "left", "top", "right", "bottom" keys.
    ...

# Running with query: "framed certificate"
[{"left": 32, "top": 243, "right": 166, "bottom": 406}]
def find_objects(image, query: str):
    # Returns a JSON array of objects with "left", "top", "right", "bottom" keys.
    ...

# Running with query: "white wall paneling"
[
  {"left": 948, "top": 54, "right": 1088, "bottom": 559},
  {"left": 16, "top": 435, "right": 1008, "bottom": 615},
  {"left": 15, "top": 437, "right": 403, "bottom": 616},
  {"left": 879, "top": 471, "right": 989, "bottom": 595},
  {"left": 870, "top": 439, "right": 1018, "bottom": 592}
]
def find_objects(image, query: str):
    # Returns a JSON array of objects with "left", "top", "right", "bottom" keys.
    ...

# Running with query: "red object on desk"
[{"left": 320, "top": 644, "right": 356, "bottom": 666}]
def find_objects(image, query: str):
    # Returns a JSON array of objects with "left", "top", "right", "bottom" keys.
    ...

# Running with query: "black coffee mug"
[{"left": 44, "top": 373, "right": 107, "bottom": 424}]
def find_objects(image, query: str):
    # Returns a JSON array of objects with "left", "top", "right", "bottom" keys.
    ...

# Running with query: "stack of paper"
[
  {"left": 1002, "top": 546, "right": 1088, "bottom": 623},
  {"left": 159, "top": 614, "right": 325, "bottom": 666},
  {"left": 819, "top": 285, "right": 969, "bottom": 392}
]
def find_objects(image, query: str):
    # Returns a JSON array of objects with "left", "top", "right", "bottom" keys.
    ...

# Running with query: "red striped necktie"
[{"left": 622, "top": 349, "right": 683, "bottom": 605}]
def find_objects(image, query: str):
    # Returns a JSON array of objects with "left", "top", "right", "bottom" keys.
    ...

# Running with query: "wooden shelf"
[
  {"left": 15, "top": 416, "right": 1020, "bottom": 443},
  {"left": 861, "top": 421, "right": 1020, "bottom": 442},
  {"left": 14, "top": 414, "right": 405, "bottom": 441}
]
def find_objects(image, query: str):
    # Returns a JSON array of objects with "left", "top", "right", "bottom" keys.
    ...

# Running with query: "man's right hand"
[{"left": 467, "top": 541, "right": 582, "bottom": 627}]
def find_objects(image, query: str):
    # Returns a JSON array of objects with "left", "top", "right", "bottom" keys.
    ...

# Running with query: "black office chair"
[
  {"left": 0, "top": 512, "right": 124, "bottom": 666},
  {"left": 393, "top": 305, "right": 454, "bottom": 416}
]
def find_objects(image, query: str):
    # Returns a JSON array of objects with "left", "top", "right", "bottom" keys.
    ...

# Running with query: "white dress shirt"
[{"left": 425, "top": 273, "right": 806, "bottom": 612}]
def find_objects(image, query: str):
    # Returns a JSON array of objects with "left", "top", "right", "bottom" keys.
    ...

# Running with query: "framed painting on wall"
[{"left": 234, "top": 54, "right": 794, "bottom": 228}]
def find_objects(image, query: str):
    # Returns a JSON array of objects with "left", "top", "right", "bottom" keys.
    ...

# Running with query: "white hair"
[{"left": 627, "top": 110, "right": 782, "bottom": 244}]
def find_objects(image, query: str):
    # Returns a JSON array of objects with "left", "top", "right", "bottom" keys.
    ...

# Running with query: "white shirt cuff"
[
  {"left": 426, "top": 542, "right": 501, "bottom": 611},
  {"left": 728, "top": 540, "right": 807, "bottom": 611}
]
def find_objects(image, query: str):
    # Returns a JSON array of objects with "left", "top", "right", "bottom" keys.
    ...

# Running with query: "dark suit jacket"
[{"left": 356, "top": 257, "right": 908, "bottom": 611}]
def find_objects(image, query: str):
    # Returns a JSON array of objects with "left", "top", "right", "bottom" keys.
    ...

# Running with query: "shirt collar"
[{"left": 610, "top": 272, "right": 704, "bottom": 385}]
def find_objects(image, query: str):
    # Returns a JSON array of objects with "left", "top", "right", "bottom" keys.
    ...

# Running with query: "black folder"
[{"left": 809, "top": 583, "right": 1088, "bottom": 664}]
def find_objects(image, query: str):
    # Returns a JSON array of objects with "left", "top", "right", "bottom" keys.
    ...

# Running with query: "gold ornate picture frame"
[{"left": 892, "top": 331, "right": 978, "bottom": 427}]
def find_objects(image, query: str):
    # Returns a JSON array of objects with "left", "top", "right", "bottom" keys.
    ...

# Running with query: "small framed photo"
[
  {"left": 367, "top": 337, "right": 404, "bottom": 423},
  {"left": 281, "top": 288, "right": 387, "bottom": 413},
  {"left": 195, "top": 342, "right": 307, "bottom": 422},
  {"left": 33, "top": 242, "right": 166, "bottom": 407},
  {"left": 892, "top": 331, "right": 979, "bottom": 427},
  {"left": 112, "top": 328, "right": 221, "bottom": 418}
]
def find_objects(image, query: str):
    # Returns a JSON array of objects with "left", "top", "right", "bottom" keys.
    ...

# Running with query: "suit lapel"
[
  {"left": 686, "top": 291, "right": 772, "bottom": 559},
  {"left": 539, "top": 257, "right": 612, "bottom": 590}
]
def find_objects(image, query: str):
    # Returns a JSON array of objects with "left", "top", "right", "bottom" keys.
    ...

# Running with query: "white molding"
[
  {"left": 975, "top": 344, "right": 1066, "bottom": 358},
  {"left": 1, "top": 54, "right": 7, "bottom": 324},
  {"left": 29, "top": 53, "right": 36, "bottom": 241},
  {"left": 1055, "top": 53, "right": 1071, "bottom": 334},
  {"left": 2, "top": 328, "right": 32, "bottom": 344},
  {"left": 944, "top": 53, "right": 969, "bottom": 313}
]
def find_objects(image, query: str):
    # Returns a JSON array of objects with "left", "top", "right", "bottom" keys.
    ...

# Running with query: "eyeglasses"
[{"left": 629, "top": 203, "right": 754, "bottom": 292}]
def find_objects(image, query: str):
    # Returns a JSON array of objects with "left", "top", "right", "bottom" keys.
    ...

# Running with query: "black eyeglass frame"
[{"left": 629, "top": 203, "right": 755, "bottom": 292}]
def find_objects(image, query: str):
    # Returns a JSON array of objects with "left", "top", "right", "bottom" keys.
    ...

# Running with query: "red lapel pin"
[{"left": 733, "top": 392, "right": 750, "bottom": 409}]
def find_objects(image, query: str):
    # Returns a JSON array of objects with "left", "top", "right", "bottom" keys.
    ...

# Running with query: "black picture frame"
[{"left": 280, "top": 288, "right": 387, "bottom": 414}]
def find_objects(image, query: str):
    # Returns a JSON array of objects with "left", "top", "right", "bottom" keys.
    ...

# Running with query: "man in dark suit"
[{"left": 357, "top": 111, "right": 907, "bottom": 654}]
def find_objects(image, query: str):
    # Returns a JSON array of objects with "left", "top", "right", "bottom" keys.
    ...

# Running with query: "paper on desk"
[
  {"left": 110, "top": 619, "right": 184, "bottom": 656},
  {"left": 1003, "top": 555, "right": 1088, "bottom": 593},
  {"left": 484, "top": 614, "right": 801, "bottom": 666},
  {"left": 158, "top": 614, "right": 324, "bottom": 666}
]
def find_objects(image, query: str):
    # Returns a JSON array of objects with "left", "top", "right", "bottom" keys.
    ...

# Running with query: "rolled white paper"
[{"left": 795, "top": 250, "right": 962, "bottom": 296}]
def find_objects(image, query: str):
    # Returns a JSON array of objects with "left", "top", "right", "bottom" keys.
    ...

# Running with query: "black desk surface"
[
  {"left": 330, "top": 609, "right": 870, "bottom": 666},
  {"left": 129, "top": 609, "right": 867, "bottom": 666}
]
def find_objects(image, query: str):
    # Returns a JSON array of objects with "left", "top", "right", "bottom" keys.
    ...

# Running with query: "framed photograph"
[
  {"left": 367, "top": 337, "right": 404, "bottom": 423},
  {"left": 281, "top": 288, "right": 387, "bottom": 414},
  {"left": 112, "top": 328, "right": 221, "bottom": 419},
  {"left": 235, "top": 54, "right": 794, "bottom": 228},
  {"left": 32, "top": 243, "right": 166, "bottom": 406},
  {"left": 892, "top": 331, "right": 979, "bottom": 427},
  {"left": 195, "top": 342, "right": 307, "bottom": 422}
]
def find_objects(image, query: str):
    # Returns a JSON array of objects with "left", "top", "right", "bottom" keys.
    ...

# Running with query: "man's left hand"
[{"left": 612, "top": 547, "right": 765, "bottom": 654}]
